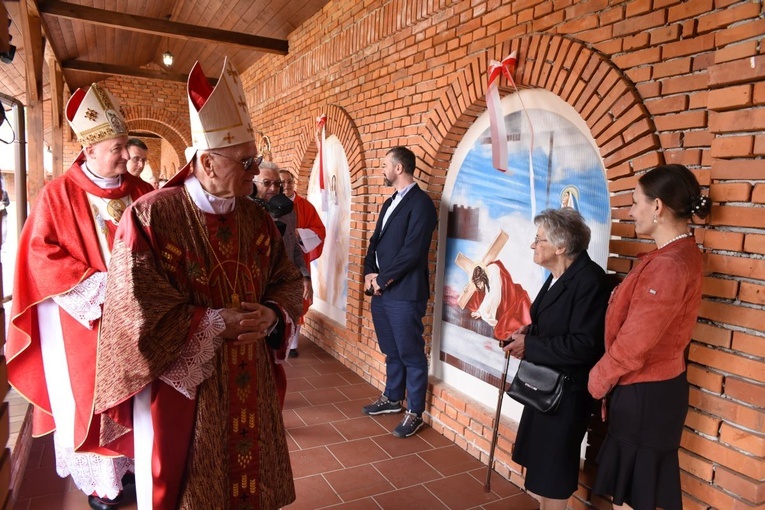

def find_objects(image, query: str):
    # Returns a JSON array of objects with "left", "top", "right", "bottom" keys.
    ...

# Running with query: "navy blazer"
[
  {"left": 364, "top": 183, "right": 437, "bottom": 301},
  {"left": 524, "top": 251, "right": 611, "bottom": 390}
]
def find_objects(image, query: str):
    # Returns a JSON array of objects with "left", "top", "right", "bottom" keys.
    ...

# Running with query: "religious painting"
[
  {"left": 433, "top": 89, "right": 611, "bottom": 413},
  {"left": 307, "top": 135, "right": 351, "bottom": 324}
]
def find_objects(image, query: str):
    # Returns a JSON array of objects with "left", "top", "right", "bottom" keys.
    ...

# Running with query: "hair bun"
[{"left": 690, "top": 194, "right": 711, "bottom": 219}]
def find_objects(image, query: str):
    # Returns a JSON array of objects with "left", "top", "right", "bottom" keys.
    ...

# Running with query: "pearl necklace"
[{"left": 658, "top": 232, "right": 692, "bottom": 250}]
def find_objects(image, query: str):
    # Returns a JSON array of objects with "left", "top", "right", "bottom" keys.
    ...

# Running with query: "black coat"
[
  {"left": 511, "top": 250, "right": 611, "bottom": 499},
  {"left": 524, "top": 251, "right": 611, "bottom": 390}
]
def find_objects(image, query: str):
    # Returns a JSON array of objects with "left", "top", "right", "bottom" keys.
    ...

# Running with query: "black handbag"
[{"left": 507, "top": 360, "right": 569, "bottom": 413}]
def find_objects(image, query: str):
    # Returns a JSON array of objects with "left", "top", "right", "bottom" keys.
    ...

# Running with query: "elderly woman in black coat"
[{"left": 503, "top": 208, "right": 610, "bottom": 510}]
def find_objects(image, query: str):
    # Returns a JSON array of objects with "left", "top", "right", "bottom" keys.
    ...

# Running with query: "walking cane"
[{"left": 484, "top": 347, "right": 512, "bottom": 492}]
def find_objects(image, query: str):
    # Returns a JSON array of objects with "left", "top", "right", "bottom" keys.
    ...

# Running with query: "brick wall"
[{"left": 238, "top": 1, "right": 765, "bottom": 508}]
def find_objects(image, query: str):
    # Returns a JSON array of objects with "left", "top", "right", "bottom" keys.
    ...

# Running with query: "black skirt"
[
  {"left": 512, "top": 387, "right": 593, "bottom": 499},
  {"left": 593, "top": 372, "right": 689, "bottom": 510}
]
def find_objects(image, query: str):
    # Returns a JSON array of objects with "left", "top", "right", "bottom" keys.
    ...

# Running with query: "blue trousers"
[{"left": 371, "top": 295, "right": 428, "bottom": 414}]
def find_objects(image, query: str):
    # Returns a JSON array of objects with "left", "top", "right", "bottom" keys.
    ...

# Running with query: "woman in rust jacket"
[{"left": 588, "top": 164, "right": 711, "bottom": 510}]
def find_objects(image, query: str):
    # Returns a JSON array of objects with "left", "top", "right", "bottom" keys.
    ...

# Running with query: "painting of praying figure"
[{"left": 434, "top": 89, "right": 611, "bottom": 398}]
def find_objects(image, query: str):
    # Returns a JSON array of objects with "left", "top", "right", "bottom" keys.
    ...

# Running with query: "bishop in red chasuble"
[{"left": 6, "top": 83, "right": 153, "bottom": 508}]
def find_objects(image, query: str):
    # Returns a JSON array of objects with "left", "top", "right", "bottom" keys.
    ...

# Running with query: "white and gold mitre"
[
  {"left": 187, "top": 56, "right": 255, "bottom": 151},
  {"left": 66, "top": 83, "right": 128, "bottom": 146}
]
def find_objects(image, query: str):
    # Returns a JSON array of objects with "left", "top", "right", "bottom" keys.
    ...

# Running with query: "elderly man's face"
[
  {"left": 199, "top": 141, "right": 260, "bottom": 198},
  {"left": 279, "top": 171, "right": 296, "bottom": 199},
  {"left": 86, "top": 135, "right": 130, "bottom": 178},
  {"left": 254, "top": 167, "right": 281, "bottom": 201},
  {"left": 126, "top": 145, "right": 148, "bottom": 177}
]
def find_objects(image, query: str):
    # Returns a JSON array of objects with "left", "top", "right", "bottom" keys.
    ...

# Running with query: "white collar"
[
  {"left": 81, "top": 161, "right": 122, "bottom": 189},
  {"left": 184, "top": 174, "right": 236, "bottom": 214}
]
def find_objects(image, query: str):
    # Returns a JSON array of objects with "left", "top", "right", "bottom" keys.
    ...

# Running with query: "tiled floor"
[{"left": 10, "top": 337, "right": 539, "bottom": 510}]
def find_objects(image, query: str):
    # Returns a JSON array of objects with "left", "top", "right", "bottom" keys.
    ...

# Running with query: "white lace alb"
[
  {"left": 159, "top": 308, "right": 225, "bottom": 399},
  {"left": 53, "top": 431, "right": 133, "bottom": 499},
  {"left": 53, "top": 272, "right": 108, "bottom": 329}
]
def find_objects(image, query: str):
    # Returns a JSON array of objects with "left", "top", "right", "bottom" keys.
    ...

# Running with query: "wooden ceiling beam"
[
  {"left": 61, "top": 59, "right": 192, "bottom": 83},
  {"left": 38, "top": 0, "right": 288, "bottom": 54}
]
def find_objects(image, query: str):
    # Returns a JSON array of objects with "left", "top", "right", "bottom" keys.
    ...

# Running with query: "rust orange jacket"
[{"left": 588, "top": 236, "right": 703, "bottom": 399}]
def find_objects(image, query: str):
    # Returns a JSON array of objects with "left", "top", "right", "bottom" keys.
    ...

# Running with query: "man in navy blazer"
[{"left": 362, "top": 146, "right": 438, "bottom": 438}]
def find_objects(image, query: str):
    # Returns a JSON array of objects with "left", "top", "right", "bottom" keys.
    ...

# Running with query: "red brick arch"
[
  {"left": 295, "top": 104, "right": 368, "bottom": 340},
  {"left": 121, "top": 104, "right": 191, "bottom": 174},
  {"left": 418, "top": 33, "right": 662, "bottom": 195}
]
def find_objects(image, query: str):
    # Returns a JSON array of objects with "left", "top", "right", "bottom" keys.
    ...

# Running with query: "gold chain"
[{"left": 184, "top": 188, "right": 243, "bottom": 308}]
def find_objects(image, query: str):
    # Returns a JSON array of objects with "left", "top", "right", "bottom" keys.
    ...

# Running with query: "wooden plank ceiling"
[{"left": 0, "top": 0, "right": 331, "bottom": 105}]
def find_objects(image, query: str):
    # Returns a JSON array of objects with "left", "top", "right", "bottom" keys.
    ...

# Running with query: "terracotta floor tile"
[
  {"left": 333, "top": 398, "right": 373, "bottom": 420},
  {"left": 481, "top": 493, "right": 540, "bottom": 510},
  {"left": 337, "top": 371, "right": 367, "bottom": 385},
  {"left": 286, "top": 474, "right": 342, "bottom": 510},
  {"left": 468, "top": 467, "right": 522, "bottom": 499},
  {"left": 373, "top": 432, "right": 434, "bottom": 458},
  {"left": 311, "top": 361, "right": 355, "bottom": 376},
  {"left": 284, "top": 364, "right": 324, "bottom": 379},
  {"left": 424, "top": 472, "right": 499, "bottom": 510},
  {"left": 417, "top": 425, "right": 456, "bottom": 449},
  {"left": 289, "top": 423, "right": 346, "bottom": 449},
  {"left": 338, "top": 383, "right": 380, "bottom": 401},
  {"left": 301, "top": 387, "right": 351, "bottom": 406},
  {"left": 322, "top": 497, "right": 383, "bottom": 509},
  {"left": 331, "top": 416, "right": 388, "bottom": 441},
  {"left": 418, "top": 445, "right": 484, "bottom": 477},
  {"left": 283, "top": 409, "right": 307, "bottom": 429},
  {"left": 284, "top": 391, "right": 312, "bottom": 410},
  {"left": 304, "top": 373, "right": 352, "bottom": 390},
  {"left": 286, "top": 377, "right": 318, "bottom": 393},
  {"left": 373, "top": 454, "right": 443, "bottom": 489},
  {"left": 326, "top": 438, "right": 390, "bottom": 468},
  {"left": 294, "top": 403, "right": 348, "bottom": 426},
  {"left": 289, "top": 446, "right": 343, "bottom": 478},
  {"left": 373, "top": 485, "right": 448, "bottom": 510},
  {"left": 323, "top": 464, "right": 394, "bottom": 502}
]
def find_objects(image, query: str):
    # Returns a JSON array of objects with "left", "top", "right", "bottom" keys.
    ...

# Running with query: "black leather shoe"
[{"left": 88, "top": 493, "right": 124, "bottom": 510}]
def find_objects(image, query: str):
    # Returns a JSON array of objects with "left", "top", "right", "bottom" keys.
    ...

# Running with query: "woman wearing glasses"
[
  {"left": 503, "top": 208, "right": 610, "bottom": 510},
  {"left": 589, "top": 164, "right": 711, "bottom": 510}
]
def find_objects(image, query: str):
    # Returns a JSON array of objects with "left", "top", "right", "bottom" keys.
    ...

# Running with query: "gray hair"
[{"left": 534, "top": 208, "right": 591, "bottom": 257}]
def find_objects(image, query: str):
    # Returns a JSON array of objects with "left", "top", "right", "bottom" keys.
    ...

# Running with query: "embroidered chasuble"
[{"left": 95, "top": 185, "right": 302, "bottom": 509}]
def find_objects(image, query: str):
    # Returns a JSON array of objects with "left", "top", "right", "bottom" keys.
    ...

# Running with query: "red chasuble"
[
  {"left": 95, "top": 185, "right": 302, "bottom": 509},
  {"left": 6, "top": 156, "right": 152, "bottom": 451}
]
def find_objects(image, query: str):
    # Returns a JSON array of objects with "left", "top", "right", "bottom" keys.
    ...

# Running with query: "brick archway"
[
  {"left": 296, "top": 104, "right": 368, "bottom": 346},
  {"left": 122, "top": 105, "right": 191, "bottom": 176},
  {"left": 418, "top": 34, "right": 662, "bottom": 195}
]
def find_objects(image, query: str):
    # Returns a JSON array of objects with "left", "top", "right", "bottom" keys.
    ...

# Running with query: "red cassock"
[
  {"left": 293, "top": 193, "right": 326, "bottom": 312},
  {"left": 466, "top": 260, "right": 532, "bottom": 341},
  {"left": 6, "top": 157, "right": 152, "bottom": 453}
]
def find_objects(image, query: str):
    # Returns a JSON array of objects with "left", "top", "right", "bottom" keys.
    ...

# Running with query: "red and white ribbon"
[
  {"left": 315, "top": 114, "right": 328, "bottom": 211},
  {"left": 486, "top": 52, "right": 517, "bottom": 172}
]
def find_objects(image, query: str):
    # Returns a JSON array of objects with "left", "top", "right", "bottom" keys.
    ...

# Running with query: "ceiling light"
[{"left": 162, "top": 50, "right": 174, "bottom": 67}]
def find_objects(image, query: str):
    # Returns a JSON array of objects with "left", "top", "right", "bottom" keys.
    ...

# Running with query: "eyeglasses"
[
  {"left": 254, "top": 179, "right": 282, "bottom": 189},
  {"left": 209, "top": 152, "right": 263, "bottom": 172},
  {"left": 533, "top": 236, "right": 548, "bottom": 244}
]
